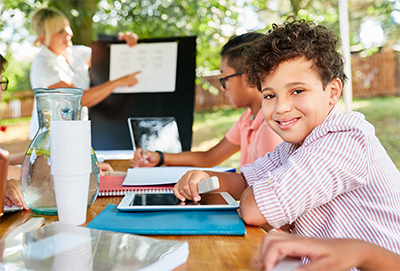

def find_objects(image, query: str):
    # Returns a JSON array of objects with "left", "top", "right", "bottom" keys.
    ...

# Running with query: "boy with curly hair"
[
  {"left": 131, "top": 33, "right": 282, "bottom": 168},
  {"left": 173, "top": 19, "right": 400, "bottom": 258}
]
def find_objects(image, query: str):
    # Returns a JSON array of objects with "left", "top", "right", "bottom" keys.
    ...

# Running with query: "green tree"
[
  {"left": 92, "top": 0, "right": 240, "bottom": 76},
  {"left": 250, "top": 0, "right": 400, "bottom": 50},
  {"left": 1, "top": 0, "right": 400, "bottom": 92},
  {"left": 1, "top": 0, "right": 240, "bottom": 91}
]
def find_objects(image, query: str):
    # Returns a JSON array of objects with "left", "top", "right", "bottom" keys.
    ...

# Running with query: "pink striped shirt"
[{"left": 241, "top": 105, "right": 400, "bottom": 255}]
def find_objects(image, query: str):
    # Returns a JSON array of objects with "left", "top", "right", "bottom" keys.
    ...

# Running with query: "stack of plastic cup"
[{"left": 50, "top": 120, "right": 92, "bottom": 226}]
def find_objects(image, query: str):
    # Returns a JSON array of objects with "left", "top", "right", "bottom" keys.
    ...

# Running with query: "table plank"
[{"left": 1, "top": 196, "right": 265, "bottom": 270}]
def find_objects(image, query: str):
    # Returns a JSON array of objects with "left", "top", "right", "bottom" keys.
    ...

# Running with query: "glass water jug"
[{"left": 20, "top": 88, "right": 100, "bottom": 215}]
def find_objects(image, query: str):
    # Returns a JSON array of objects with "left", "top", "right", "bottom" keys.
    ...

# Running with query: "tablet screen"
[{"left": 130, "top": 193, "right": 229, "bottom": 206}]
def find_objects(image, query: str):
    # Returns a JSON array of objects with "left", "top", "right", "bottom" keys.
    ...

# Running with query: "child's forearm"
[
  {"left": 164, "top": 152, "right": 217, "bottom": 167},
  {"left": 9, "top": 152, "right": 24, "bottom": 165},
  {"left": 204, "top": 171, "right": 247, "bottom": 200},
  {"left": 359, "top": 240, "right": 400, "bottom": 270},
  {"left": 239, "top": 186, "right": 273, "bottom": 230},
  {"left": 7, "top": 166, "right": 21, "bottom": 180}
]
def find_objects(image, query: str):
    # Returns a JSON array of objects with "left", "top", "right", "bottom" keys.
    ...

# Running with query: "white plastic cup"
[
  {"left": 51, "top": 120, "right": 91, "bottom": 129},
  {"left": 51, "top": 152, "right": 92, "bottom": 176},
  {"left": 50, "top": 120, "right": 91, "bottom": 176},
  {"left": 53, "top": 174, "right": 90, "bottom": 225}
]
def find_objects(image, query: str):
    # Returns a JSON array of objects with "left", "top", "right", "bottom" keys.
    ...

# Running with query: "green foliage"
[
  {"left": 353, "top": 97, "right": 400, "bottom": 168},
  {"left": 3, "top": 0, "right": 400, "bottom": 94},
  {"left": 92, "top": 0, "right": 239, "bottom": 72},
  {"left": 250, "top": 0, "right": 400, "bottom": 49},
  {"left": 0, "top": 0, "right": 241, "bottom": 92},
  {"left": 0, "top": 1, "right": 36, "bottom": 43},
  {"left": 193, "top": 107, "right": 245, "bottom": 169},
  {"left": 1, "top": 53, "right": 32, "bottom": 92}
]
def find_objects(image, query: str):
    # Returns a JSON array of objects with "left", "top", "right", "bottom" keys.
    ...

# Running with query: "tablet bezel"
[{"left": 117, "top": 191, "right": 239, "bottom": 211}]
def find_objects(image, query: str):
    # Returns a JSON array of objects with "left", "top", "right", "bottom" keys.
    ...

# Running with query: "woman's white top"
[{"left": 29, "top": 45, "right": 92, "bottom": 139}]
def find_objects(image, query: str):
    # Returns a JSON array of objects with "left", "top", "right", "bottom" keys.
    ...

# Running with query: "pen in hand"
[{"left": 141, "top": 134, "right": 146, "bottom": 163}]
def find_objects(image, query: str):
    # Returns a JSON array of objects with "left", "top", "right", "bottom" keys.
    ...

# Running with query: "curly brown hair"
[{"left": 244, "top": 18, "right": 348, "bottom": 91}]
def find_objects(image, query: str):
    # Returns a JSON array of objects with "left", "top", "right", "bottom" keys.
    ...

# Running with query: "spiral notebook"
[{"left": 99, "top": 175, "right": 174, "bottom": 197}]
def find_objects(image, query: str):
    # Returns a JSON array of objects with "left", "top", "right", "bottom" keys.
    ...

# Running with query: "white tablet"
[{"left": 117, "top": 191, "right": 239, "bottom": 211}]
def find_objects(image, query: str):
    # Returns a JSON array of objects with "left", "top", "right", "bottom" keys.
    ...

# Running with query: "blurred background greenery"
[
  {"left": 0, "top": 1, "right": 399, "bottom": 169},
  {"left": 2, "top": 0, "right": 400, "bottom": 92}
]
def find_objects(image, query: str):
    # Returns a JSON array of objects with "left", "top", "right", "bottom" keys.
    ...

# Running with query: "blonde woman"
[{"left": 29, "top": 7, "right": 140, "bottom": 139}]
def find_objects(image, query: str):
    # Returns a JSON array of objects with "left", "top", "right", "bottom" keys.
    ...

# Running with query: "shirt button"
[{"left": 267, "top": 179, "right": 273, "bottom": 185}]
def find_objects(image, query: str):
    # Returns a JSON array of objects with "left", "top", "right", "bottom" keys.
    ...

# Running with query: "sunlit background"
[
  {"left": 2, "top": 0, "right": 400, "bottom": 92},
  {"left": 0, "top": 0, "right": 399, "bottom": 169}
]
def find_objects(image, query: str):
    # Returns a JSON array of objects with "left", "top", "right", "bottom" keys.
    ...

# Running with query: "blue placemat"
[{"left": 87, "top": 204, "right": 246, "bottom": 235}]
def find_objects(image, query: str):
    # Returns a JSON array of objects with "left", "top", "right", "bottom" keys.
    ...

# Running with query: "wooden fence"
[
  {"left": 0, "top": 90, "right": 34, "bottom": 120},
  {"left": 195, "top": 77, "right": 231, "bottom": 111},
  {"left": 351, "top": 49, "right": 399, "bottom": 98},
  {"left": 1, "top": 49, "right": 399, "bottom": 119}
]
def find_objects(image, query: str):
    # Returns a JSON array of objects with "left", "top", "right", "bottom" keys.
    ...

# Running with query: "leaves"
[
  {"left": 93, "top": 0, "right": 239, "bottom": 72},
  {"left": 2, "top": 0, "right": 400, "bottom": 92}
]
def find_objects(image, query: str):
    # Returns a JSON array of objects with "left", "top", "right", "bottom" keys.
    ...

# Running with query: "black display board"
[{"left": 89, "top": 36, "right": 196, "bottom": 151}]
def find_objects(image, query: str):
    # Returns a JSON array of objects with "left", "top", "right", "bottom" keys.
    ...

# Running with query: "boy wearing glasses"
[
  {"left": 0, "top": 54, "right": 29, "bottom": 210},
  {"left": 0, "top": 75, "right": 8, "bottom": 91},
  {"left": 0, "top": 59, "right": 28, "bottom": 166},
  {"left": 131, "top": 33, "right": 282, "bottom": 168}
]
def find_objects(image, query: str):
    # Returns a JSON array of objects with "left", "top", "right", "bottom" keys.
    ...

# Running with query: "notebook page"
[{"left": 123, "top": 167, "right": 233, "bottom": 186}]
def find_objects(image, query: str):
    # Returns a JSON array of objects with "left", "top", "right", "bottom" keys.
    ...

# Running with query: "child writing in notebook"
[
  {"left": 130, "top": 33, "right": 282, "bottom": 168},
  {"left": 173, "top": 18, "right": 400, "bottom": 261}
]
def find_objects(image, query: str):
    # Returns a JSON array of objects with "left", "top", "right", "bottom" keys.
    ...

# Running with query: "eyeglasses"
[
  {"left": 219, "top": 71, "right": 244, "bottom": 89},
  {"left": 0, "top": 77, "right": 8, "bottom": 91}
]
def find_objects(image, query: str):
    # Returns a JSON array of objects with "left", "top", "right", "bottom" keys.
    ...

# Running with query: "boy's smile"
[{"left": 261, "top": 57, "right": 342, "bottom": 144}]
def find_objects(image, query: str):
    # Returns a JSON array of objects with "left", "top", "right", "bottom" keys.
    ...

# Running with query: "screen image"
[
  {"left": 130, "top": 193, "right": 228, "bottom": 206},
  {"left": 129, "top": 117, "right": 182, "bottom": 153}
]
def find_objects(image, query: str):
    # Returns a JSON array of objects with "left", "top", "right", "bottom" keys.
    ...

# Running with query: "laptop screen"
[{"left": 127, "top": 117, "right": 182, "bottom": 153}]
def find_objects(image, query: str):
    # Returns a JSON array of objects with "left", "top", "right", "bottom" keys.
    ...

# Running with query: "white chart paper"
[{"left": 110, "top": 42, "right": 178, "bottom": 93}]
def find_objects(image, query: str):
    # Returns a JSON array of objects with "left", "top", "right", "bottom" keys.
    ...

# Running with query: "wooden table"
[{"left": 0, "top": 195, "right": 266, "bottom": 270}]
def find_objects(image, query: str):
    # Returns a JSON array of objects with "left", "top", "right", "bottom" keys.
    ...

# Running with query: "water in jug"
[{"left": 20, "top": 87, "right": 100, "bottom": 215}]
